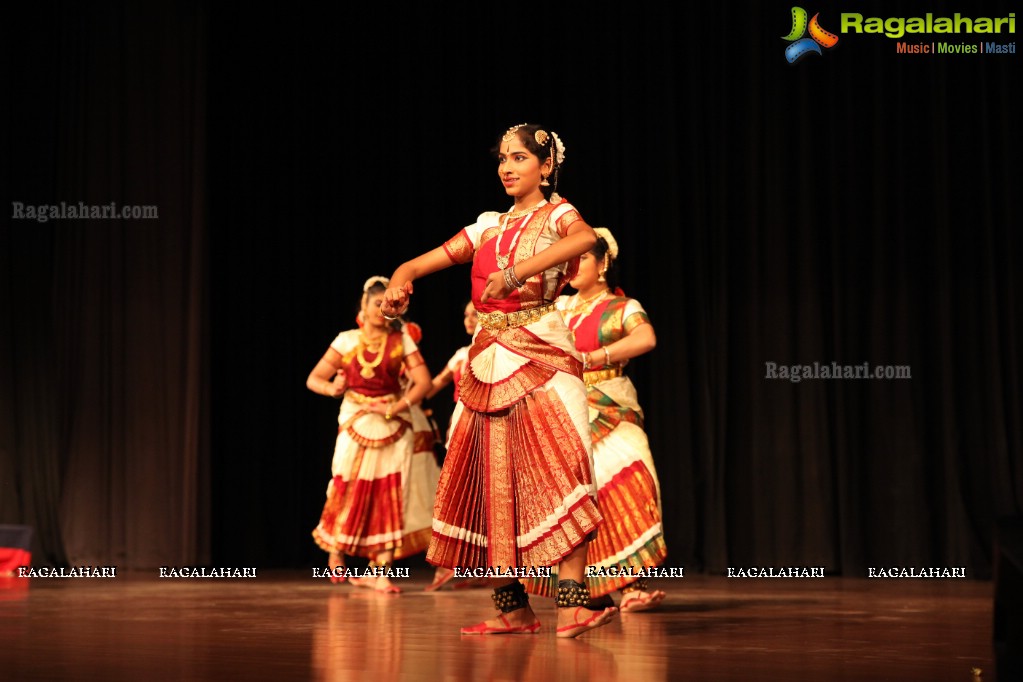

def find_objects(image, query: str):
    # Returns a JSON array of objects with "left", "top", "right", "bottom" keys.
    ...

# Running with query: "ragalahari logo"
[{"left": 783, "top": 7, "right": 839, "bottom": 63}]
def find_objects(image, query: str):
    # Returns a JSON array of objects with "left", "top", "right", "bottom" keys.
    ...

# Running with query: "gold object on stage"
[
  {"left": 345, "top": 391, "right": 398, "bottom": 405},
  {"left": 502, "top": 123, "right": 527, "bottom": 141},
  {"left": 477, "top": 302, "right": 558, "bottom": 331},
  {"left": 357, "top": 334, "right": 385, "bottom": 379},
  {"left": 583, "top": 366, "right": 623, "bottom": 386},
  {"left": 565, "top": 290, "right": 610, "bottom": 334},
  {"left": 495, "top": 202, "right": 544, "bottom": 269}
]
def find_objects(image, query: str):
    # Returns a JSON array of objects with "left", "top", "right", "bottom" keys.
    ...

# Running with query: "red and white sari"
[
  {"left": 427, "top": 199, "right": 603, "bottom": 570},
  {"left": 312, "top": 329, "right": 437, "bottom": 559},
  {"left": 557, "top": 294, "right": 667, "bottom": 596}
]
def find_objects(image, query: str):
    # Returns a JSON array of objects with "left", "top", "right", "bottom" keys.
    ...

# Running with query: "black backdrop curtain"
[
  {"left": 2, "top": 2, "right": 209, "bottom": 568},
  {"left": 4, "top": 1, "right": 1019, "bottom": 576}
]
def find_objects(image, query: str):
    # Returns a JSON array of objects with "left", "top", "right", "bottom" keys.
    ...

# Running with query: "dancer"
[
  {"left": 558, "top": 228, "right": 667, "bottom": 612},
  {"left": 381, "top": 123, "right": 616, "bottom": 637},
  {"left": 308, "top": 276, "right": 433, "bottom": 593}
]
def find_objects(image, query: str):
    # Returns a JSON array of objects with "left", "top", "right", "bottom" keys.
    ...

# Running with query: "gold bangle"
[{"left": 603, "top": 347, "right": 611, "bottom": 364}]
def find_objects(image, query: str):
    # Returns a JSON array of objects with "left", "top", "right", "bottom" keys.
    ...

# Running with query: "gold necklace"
[
  {"left": 506, "top": 201, "right": 544, "bottom": 220},
  {"left": 495, "top": 201, "right": 545, "bottom": 269},
  {"left": 566, "top": 289, "right": 609, "bottom": 333},
  {"left": 357, "top": 333, "right": 386, "bottom": 379}
]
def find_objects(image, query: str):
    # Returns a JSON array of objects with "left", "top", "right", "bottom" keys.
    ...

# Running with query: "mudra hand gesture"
[
  {"left": 326, "top": 369, "right": 347, "bottom": 398},
  {"left": 381, "top": 283, "right": 413, "bottom": 318},
  {"left": 480, "top": 270, "right": 513, "bottom": 304}
]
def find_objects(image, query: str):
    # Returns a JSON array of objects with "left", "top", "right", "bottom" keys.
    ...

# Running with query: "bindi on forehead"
[{"left": 501, "top": 140, "right": 531, "bottom": 156}]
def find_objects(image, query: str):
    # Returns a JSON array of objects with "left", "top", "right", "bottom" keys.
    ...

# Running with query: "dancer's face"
[
  {"left": 362, "top": 292, "right": 388, "bottom": 330},
  {"left": 570, "top": 250, "right": 601, "bottom": 291},
  {"left": 463, "top": 302, "right": 478, "bottom": 336},
  {"left": 497, "top": 134, "right": 551, "bottom": 199}
]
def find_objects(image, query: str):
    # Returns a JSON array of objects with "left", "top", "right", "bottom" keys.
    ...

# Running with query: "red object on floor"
[{"left": 0, "top": 525, "right": 33, "bottom": 577}]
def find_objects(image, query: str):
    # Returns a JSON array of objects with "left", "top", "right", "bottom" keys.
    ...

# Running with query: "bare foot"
[
  {"left": 349, "top": 574, "right": 401, "bottom": 593},
  {"left": 375, "top": 574, "right": 401, "bottom": 593},
  {"left": 555, "top": 606, "right": 617, "bottom": 638},
  {"left": 461, "top": 606, "right": 541, "bottom": 635},
  {"left": 619, "top": 589, "right": 666, "bottom": 613},
  {"left": 328, "top": 552, "right": 345, "bottom": 585}
]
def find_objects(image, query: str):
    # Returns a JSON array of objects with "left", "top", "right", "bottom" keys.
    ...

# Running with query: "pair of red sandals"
[
  {"left": 460, "top": 606, "right": 618, "bottom": 638},
  {"left": 458, "top": 587, "right": 666, "bottom": 637}
]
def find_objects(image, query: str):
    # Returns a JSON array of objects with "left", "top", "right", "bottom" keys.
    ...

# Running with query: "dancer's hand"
[
  {"left": 382, "top": 282, "right": 413, "bottom": 317},
  {"left": 480, "top": 271, "right": 510, "bottom": 303},
  {"left": 326, "top": 370, "right": 347, "bottom": 398}
]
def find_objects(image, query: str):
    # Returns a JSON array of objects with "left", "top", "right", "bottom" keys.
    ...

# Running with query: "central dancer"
[{"left": 381, "top": 123, "right": 616, "bottom": 637}]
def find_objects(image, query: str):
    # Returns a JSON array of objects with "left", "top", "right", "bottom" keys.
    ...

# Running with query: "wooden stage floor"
[{"left": 0, "top": 571, "right": 998, "bottom": 681}]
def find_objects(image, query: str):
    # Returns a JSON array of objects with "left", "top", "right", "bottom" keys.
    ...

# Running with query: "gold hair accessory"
[
  {"left": 547, "top": 131, "right": 565, "bottom": 204},
  {"left": 502, "top": 123, "right": 528, "bottom": 142},
  {"left": 534, "top": 130, "right": 549, "bottom": 146}
]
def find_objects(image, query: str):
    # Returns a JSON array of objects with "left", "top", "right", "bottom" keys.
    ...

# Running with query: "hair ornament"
[
  {"left": 502, "top": 123, "right": 528, "bottom": 142},
  {"left": 363, "top": 275, "right": 390, "bottom": 292},
  {"left": 550, "top": 131, "right": 566, "bottom": 165},
  {"left": 592, "top": 228, "right": 619, "bottom": 260}
]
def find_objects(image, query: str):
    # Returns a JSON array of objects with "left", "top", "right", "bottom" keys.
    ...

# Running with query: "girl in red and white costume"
[
  {"left": 307, "top": 277, "right": 438, "bottom": 593},
  {"left": 381, "top": 124, "right": 616, "bottom": 637}
]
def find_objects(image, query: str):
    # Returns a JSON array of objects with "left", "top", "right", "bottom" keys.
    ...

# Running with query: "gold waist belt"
[
  {"left": 583, "top": 366, "right": 623, "bottom": 386},
  {"left": 477, "top": 302, "right": 558, "bottom": 330},
  {"left": 347, "top": 391, "right": 398, "bottom": 405}
]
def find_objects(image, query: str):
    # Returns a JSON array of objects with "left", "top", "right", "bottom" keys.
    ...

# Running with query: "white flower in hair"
[
  {"left": 363, "top": 275, "right": 390, "bottom": 292},
  {"left": 592, "top": 228, "right": 619, "bottom": 260},
  {"left": 551, "top": 132, "right": 566, "bottom": 165}
]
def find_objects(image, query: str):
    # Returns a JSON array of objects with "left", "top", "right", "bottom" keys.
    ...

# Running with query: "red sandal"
[
  {"left": 425, "top": 568, "right": 456, "bottom": 592},
  {"left": 461, "top": 613, "right": 541, "bottom": 635},
  {"left": 555, "top": 606, "right": 617, "bottom": 638},
  {"left": 619, "top": 590, "right": 665, "bottom": 612}
]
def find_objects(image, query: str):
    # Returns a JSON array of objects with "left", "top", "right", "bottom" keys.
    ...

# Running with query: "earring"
[
  {"left": 598, "top": 270, "right": 606, "bottom": 283},
  {"left": 540, "top": 173, "right": 550, "bottom": 187}
]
